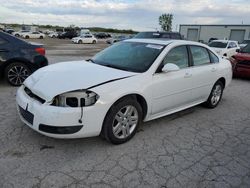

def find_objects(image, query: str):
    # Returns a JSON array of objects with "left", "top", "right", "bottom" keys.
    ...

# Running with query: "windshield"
[
  {"left": 242, "top": 44, "right": 250, "bottom": 53},
  {"left": 134, "top": 32, "right": 161, "bottom": 39},
  {"left": 208, "top": 41, "right": 228, "bottom": 48},
  {"left": 91, "top": 41, "right": 165, "bottom": 73},
  {"left": 242, "top": 40, "right": 250, "bottom": 44}
]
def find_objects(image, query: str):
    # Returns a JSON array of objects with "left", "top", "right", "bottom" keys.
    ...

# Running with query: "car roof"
[{"left": 125, "top": 38, "right": 206, "bottom": 46}]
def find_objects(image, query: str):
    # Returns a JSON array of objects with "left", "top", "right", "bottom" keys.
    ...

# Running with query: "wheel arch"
[
  {"left": 217, "top": 77, "right": 226, "bottom": 88},
  {"left": 1, "top": 58, "right": 32, "bottom": 76},
  {"left": 108, "top": 93, "right": 148, "bottom": 121}
]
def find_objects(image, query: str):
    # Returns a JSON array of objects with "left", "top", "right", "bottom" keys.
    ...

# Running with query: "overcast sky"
[{"left": 0, "top": 0, "right": 249, "bottom": 31}]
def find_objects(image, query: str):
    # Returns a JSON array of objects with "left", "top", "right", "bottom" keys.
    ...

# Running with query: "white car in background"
[
  {"left": 208, "top": 40, "right": 240, "bottom": 58},
  {"left": 12, "top": 30, "right": 30, "bottom": 37},
  {"left": 22, "top": 31, "right": 45, "bottom": 39},
  {"left": 16, "top": 39, "right": 232, "bottom": 144},
  {"left": 72, "top": 34, "right": 97, "bottom": 44},
  {"left": 48, "top": 32, "right": 59, "bottom": 38}
]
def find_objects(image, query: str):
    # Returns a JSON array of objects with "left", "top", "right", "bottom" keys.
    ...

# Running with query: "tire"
[
  {"left": 92, "top": 40, "right": 97, "bottom": 44},
  {"left": 101, "top": 97, "right": 142, "bottom": 144},
  {"left": 52, "top": 35, "right": 56, "bottom": 38},
  {"left": 204, "top": 81, "right": 224, "bottom": 108},
  {"left": 25, "top": 35, "right": 29, "bottom": 39},
  {"left": 4, "top": 62, "right": 31, "bottom": 86},
  {"left": 39, "top": 36, "right": 43, "bottom": 39},
  {"left": 78, "top": 40, "right": 82, "bottom": 44},
  {"left": 15, "top": 34, "right": 20, "bottom": 37}
]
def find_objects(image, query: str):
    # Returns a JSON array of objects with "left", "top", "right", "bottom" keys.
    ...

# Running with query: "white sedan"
[
  {"left": 16, "top": 39, "right": 232, "bottom": 144},
  {"left": 208, "top": 40, "right": 240, "bottom": 58},
  {"left": 22, "top": 31, "right": 45, "bottom": 39},
  {"left": 72, "top": 34, "right": 97, "bottom": 44}
]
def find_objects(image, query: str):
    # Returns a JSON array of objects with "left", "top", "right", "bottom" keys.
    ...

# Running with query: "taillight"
[{"left": 35, "top": 47, "right": 45, "bottom": 56}]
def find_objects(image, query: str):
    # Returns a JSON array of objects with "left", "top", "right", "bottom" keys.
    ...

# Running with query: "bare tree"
[{"left": 159, "top": 14, "right": 173, "bottom": 32}]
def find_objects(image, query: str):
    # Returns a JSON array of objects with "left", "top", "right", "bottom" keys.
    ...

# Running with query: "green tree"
[{"left": 159, "top": 13, "right": 173, "bottom": 31}]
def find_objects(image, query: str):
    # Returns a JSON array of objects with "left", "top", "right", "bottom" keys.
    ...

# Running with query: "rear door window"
[{"left": 190, "top": 46, "right": 211, "bottom": 66}]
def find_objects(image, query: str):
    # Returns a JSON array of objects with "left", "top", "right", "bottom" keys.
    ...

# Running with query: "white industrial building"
[{"left": 179, "top": 24, "right": 250, "bottom": 43}]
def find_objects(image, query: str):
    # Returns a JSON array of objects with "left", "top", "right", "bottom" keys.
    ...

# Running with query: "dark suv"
[
  {"left": 58, "top": 31, "right": 78, "bottom": 39},
  {"left": 134, "top": 31, "right": 182, "bottom": 40},
  {"left": 0, "top": 31, "right": 48, "bottom": 86}
]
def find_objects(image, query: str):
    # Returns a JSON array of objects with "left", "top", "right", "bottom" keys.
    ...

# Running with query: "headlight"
[{"left": 52, "top": 90, "right": 99, "bottom": 107}]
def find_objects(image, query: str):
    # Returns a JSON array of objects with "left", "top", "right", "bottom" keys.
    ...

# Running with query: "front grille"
[
  {"left": 24, "top": 87, "right": 45, "bottom": 104},
  {"left": 19, "top": 106, "right": 34, "bottom": 125}
]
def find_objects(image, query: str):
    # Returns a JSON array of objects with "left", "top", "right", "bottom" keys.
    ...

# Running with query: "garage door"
[
  {"left": 230, "top": 30, "right": 245, "bottom": 43},
  {"left": 187, "top": 29, "right": 198, "bottom": 41}
]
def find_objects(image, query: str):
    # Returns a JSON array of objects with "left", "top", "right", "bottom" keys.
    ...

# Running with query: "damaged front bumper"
[{"left": 16, "top": 85, "right": 107, "bottom": 139}]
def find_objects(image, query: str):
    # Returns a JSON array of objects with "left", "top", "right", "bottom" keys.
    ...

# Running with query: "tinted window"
[
  {"left": 209, "top": 51, "right": 219, "bottom": 63},
  {"left": 92, "top": 42, "right": 164, "bottom": 73},
  {"left": 229, "top": 42, "right": 237, "bottom": 48},
  {"left": 209, "top": 41, "right": 228, "bottom": 48},
  {"left": 163, "top": 46, "right": 189, "bottom": 69},
  {"left": 190, "top": 46, "right": 210, "bottom": 66},
  {"left": 242, "top": 44, "right": 250, "bottom": 53}
]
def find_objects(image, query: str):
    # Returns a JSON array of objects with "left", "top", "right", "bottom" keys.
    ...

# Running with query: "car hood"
[{"left": 24, "top": 61, "right": 137, "bottom": 101}]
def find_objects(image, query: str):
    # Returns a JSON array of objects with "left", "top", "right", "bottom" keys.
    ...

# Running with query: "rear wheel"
[
  {"left": 101, "top": 97, "right": 142, "bottom": 144},
  {"left": 39, "top": 36, "right": 43, "bottom": 39},
  {"left": 25, "top": 35, "right": 29, "bottom": 39},
  {"left": 92, "top": 40, "right": 97, "bottom": 44},
  {"left": 4, "top": 62, "right": 31, "bottom": 86},
  {"left": 204, "top": 81, "right": 224, "bottom": 108}
]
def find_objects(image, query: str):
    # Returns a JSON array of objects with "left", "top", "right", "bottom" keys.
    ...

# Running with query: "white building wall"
[{"left": 180, "top": 25, "right": 250, "bottom": 43}]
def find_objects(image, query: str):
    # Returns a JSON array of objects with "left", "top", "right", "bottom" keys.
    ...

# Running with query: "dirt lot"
[{"left": 0, "top": 38, "right": 250, "bottom": 188}]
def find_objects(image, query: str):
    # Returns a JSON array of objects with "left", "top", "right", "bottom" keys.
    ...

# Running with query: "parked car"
[
  {"left": 21, "top": 31, "right": 45, "bottom": 39},
  {"left": 94, "top": 33, "right": 111, "bottom": 39},
  {"left": 4, "top": 29, "right": 15, "bottom": 34},
  {"left": 208, "top": 38, "right": 218, "bottom": 43},
  {"left": 0, "top": 31, "right": 48, "bottom": 86},
  {"left": 230, "top": 44, "right": 250, "bottom": 78},
  {"left": 72, "top": 34, "right": 97, "bottom": 44},
  {"left": 48, "top": 32, "right": 59, "bottom": 38},
  {"left": 58, "top": 31, "right": 78, "bottom": 39},
  {"left": 239, "top": 39, "right": 250, "bottom": 49},
  {"left": 12, "top": 30, "right": 30, "bottom": 37},
  {"left": 208, "top": 40, "right": 240, "bottom": 58},
  {"left": 16, "top": 39, "right": 232, "bottom": 144},
  {"left": 106, "top": 35, "right": 129, "bottom": 44},
  {"left": 134, "top": 31, "right": 182, "bottom": 40}
]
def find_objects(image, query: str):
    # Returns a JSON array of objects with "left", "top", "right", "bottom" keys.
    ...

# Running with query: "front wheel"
[
  {"left": 5, "top": 62, "right": 31, "bottom": 86},
  {"left": 204, "top": 81, "right": 224, "bottom": 108},
  {"left": 92, "top": 40, "right": 97, "bottom": 44},
  {"left": 101, "top": 97, "right": 142, "bottom": 144},
  {"left": 39, "top": 36, "right": 43, "bottom": 39},
  {"left": 25, "top": 35, "right": 29, "bottom": 39},
  {"left": 78, "top": 40, "right": 82, "bottom": 44}
]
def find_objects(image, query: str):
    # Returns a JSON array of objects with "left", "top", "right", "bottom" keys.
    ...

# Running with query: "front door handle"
[{"left": 184, "top": 72, "right": 192, "bottom": 78}]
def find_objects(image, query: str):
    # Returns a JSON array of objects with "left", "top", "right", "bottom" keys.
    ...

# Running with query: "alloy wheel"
[
  {"left": 112, "top": 105, "right": 138, "bottom": 139},
  {"left": 7, "top": 65, "right": 30, "bottom": 86},
  {"left": 211, "top": 85, "right": 222, "bottom": 105}
]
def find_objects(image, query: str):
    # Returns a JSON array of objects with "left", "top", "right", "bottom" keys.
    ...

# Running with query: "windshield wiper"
[{"left": 87, "top": 59, "right": 95, "bottom": 63}]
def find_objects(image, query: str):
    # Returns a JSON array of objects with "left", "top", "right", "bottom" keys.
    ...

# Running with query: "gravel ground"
[{"left": 0, "top": 38, "right": 249, "bottom": 188}]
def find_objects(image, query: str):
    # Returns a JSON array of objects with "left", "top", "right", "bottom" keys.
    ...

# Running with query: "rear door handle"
[
  {"left": 211, "top": 67, "right": 217, "bottom": 72},
  {"left": 184, "top": 72, "right": 192, "bottom": 78}
]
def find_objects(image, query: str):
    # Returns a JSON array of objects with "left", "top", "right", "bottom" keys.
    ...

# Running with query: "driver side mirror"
[{"left": 162, "top": 63, "right": 180, "bottom": 73}]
